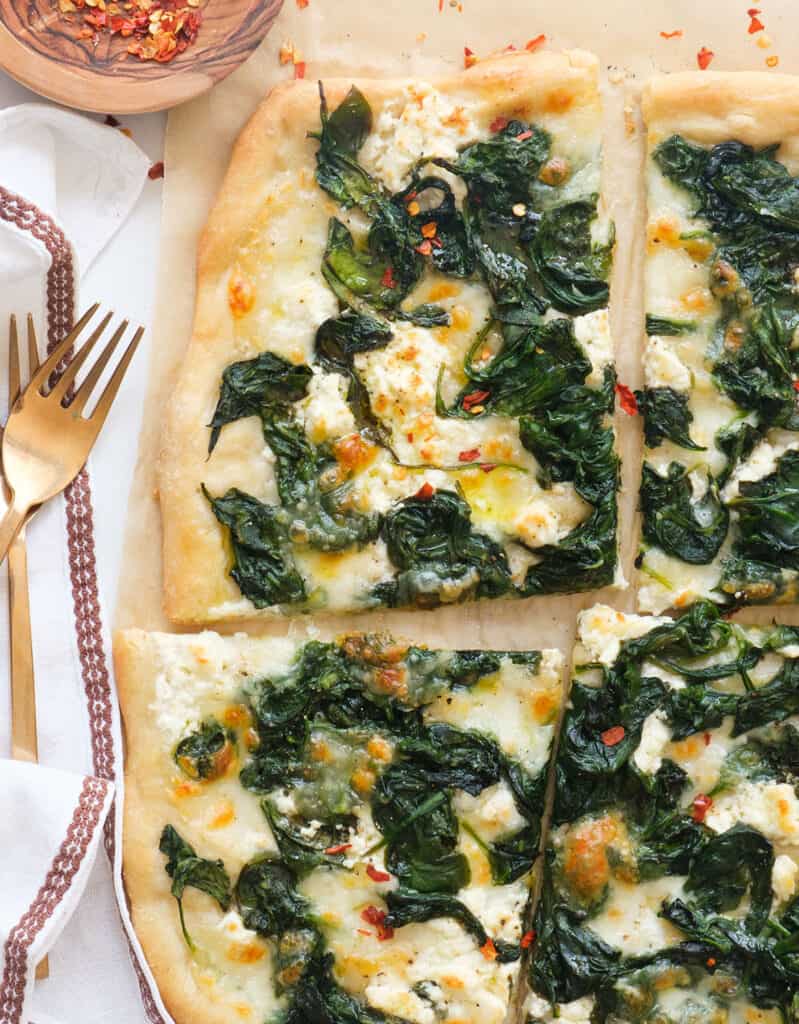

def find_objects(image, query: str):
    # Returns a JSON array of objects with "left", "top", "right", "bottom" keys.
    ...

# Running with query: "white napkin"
[{"left": 0, "top": 104, "right": 150, "bottom": 1024}]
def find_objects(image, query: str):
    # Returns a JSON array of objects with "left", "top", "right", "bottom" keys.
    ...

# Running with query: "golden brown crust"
[
  {"left": 158, "top": 50, "right": 600, "bottom": 625},
  {"left": 115, "top": 630, "right": 221, "bottom": 1024},
  {"left": 642, "top": 71, "right": 799, "bottom": 160}
]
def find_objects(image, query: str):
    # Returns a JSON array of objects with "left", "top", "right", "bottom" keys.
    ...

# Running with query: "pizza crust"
[
  {"left": 158, "top": 49, "right": 602, "bottom": 625},
  {"left": 643, "top": 71, "right": 799, "bottom": 162},
  {"left": 115, "top": 630, "right": 222, "bottom": 1024}
]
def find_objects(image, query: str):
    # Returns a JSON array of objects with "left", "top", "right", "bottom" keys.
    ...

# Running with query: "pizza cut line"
[
  {"left": 526, "top": 600, "right": 799, "bottom": 1024},
  {"left": 637, "top": 72, "right": 799, "bottom": 613},
  {"left": 116, "top": 628, "right": 564, "bottom": 1024},
  {"left": 159, "top": 51, "right": 619, "bottom": 624}
]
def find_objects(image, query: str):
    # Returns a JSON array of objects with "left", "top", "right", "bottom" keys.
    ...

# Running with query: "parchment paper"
[{"left": 115, "top": 0, "right": 799, "bottom": 663}]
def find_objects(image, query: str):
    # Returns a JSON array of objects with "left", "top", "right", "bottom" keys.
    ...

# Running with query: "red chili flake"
[
  {"left": 525, "top": 34, "right": 546, "bottom": 51},
  {"left": 601, "top": 725, "right": 626, "bottom": 747},
  {"left": 462, "top": 389, "right": 490, "bottom": 411},
  {"left": 361, "top": 906, "right": 394, "bottom": 940},
  {"left": 480, "top": 463, "right": 496, "bottom": 473},
  {"left": 707, "top": 957, "right": 717, "bottom": 968},
  {"left": 104, "top": 114, "right": 121, "bottom": 127},
  {"left": 480, "top": 939, "right": 498, "bottom": 961},
  {"left": 416, "top": 482, "right": 435, "bottom": 500},
  {"left": 464, "top": 46, "right": 477, "bottom": 68},
  {"left": 514, "top": 130, "right": 534, "bottom": 142},
  {"left": 490, "top": 115, "right": 509, "bottom": 133},
  {"left": 324, "top": 843, "right": 352, "bottom": 855},
  {"left": 366, "top": 864, "right": 391, "bottom": 883},
  {"left": 458, "top": 448, "right": 481, "bottom": 463},
  {"left": 381, "top": 267, "right": 397, "bottom": 289},
  {"left": 415, "top": 240, "right": 433, "bottom": 256},
  {"left": 793, "top": 380, "right": 799, "bottom": 392},
  {"left": 521, "top": 930, "right": 536, "bottom": 949},
  {"left": 615, "top": 383, "right": 638, "bottom": 416},
  {"left": 148, "top": 161, "right": 165, "bottom": 181},
  {"left": 357, "top": 928, "right": 372, "bottom": 936},
  {"left": 294, "top": 61, "right": 306, "bottom": 79},
  {"left": 660, "top": 29, "right": 683, "bottom": 39},
  {"left": 747, "top": 8, "right": 764, "bottom": 32},
  {"left": 704, "top": 731, "right": 712, "bottom": 746},
  {"left": 692, "top": 794, "right": 713, "bottom": 822},
  {"left": 697, "top": 47, "right": 715, "bottom": 70},
  {"left": 65, "top": 0, "right": 205, "bottom": 64},
  {"left": 407, "top": 432, "right": 414, "bottom": 443}
]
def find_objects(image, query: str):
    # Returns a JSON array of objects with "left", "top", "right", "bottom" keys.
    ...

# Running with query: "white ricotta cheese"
[
  {"left": 573, "top": 308, "right": 613, "bottom": 387},
  {"left": 360, "top": 83, "right": 482, "bottom": 193},
  {"left": 706, "top": 781, "right": 799, "bottom": 846},
  {"left": 773, "top": 854, "right": 799, "bottom": 902},
  {"left": 633, "top": 710, "right": 672, "bottom": 775},
  {"left": 526, "top": 994, "right": 595, "bottom": 1024},
  {"left": 575, "top": 605, "right": 670, "bottom": 667},
  {"left": 643, "top": 336, "right": 692, "bottom": 390},
  {"left": 299, "top": 371, "right": 356, "bottom": 443}
]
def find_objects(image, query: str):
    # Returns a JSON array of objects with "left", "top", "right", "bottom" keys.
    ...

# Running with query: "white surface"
[{"left": 0, "top": 68, "right": 166, "bottom": 1023}]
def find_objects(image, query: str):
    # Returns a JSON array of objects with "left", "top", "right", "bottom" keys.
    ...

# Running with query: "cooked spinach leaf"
[
  {"left": 636, "top": 387, "right": 705, "bottom": 451},
  {"left": 527, "top": 197, "right": 613, "bottom": 314},
  {"left": 159, "top": 825, "right": 231, "bottom": 949},
  {"left": 395, "top": 176, "right": 475, "bottom": 278},
  {"left": 235, "top": 856, "right": 310, "bottom": 938},
  {"left": 684, "top": 825, "right": 774, "bottom": 931},
  {"left": 446, "top": 316, "right": 591, "bottom": 418},
  {"left": 731, "top": 449, "right": 799, "bottom": 571},
  {"left": 174, "top": 718, "right": 235, "bottom": 781},
  {"left": 640, "top": 462, "right": 728, "bottom": 564},
  {"left": 384, "top": 888, "right": 521, "bottom": 963},
  {"left": 645, "top": 315, "right": 699, "bottom": 336},
  {"left": 531, "top": 857, "right": 623, "bottom": 1004},
  {"left": 322, "top": 217, "right": 419, "bottom": 313},
  {"left": 312, "top": 84, "right": 375, "bottom": 210},
  {"left": 375, "top": 488, "right": 513, "bottom": 608},
  {"left": 203, "top": 486, "right": 307, "bottom": 608},
  {"left": 715, "top": 419, "right": 762, "bottom": 488},
  {"left": 208, "top": 351, "right": 312, "bottom": 454}
]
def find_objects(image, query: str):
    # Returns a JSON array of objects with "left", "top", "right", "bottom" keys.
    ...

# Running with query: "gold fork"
[
  {"left": 7, "top": 315, "right": 49, "bottom": 980},
  {"left": 0, "top": 305, "right": 143, "bottom": 565}
]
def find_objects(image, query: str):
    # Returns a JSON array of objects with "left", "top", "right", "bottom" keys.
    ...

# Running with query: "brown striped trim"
[
  {"left": 0, "top": 775, "right": 110, "bottom": 1024},
  {"left": 0, "top": 188, "right": 167, "bottom": 1024}
]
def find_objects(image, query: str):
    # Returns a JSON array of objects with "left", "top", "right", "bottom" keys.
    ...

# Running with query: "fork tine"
[
  {"left": 28, "top": 303, "right": 99, "bottom": 395},
  {"left": 83, "top": 327, "right": 143, "bottom": 429},
  {"left": 70, "top": 320, "right": 130, "bottom": 415},
  {"left": 49, "top": 312, "right": 115, "bottom": 405},
  {"left": 8, "top": 315, "right": 20, "bottom": 412},
  {"left": 27, "top": 315, "right": 40, "bottom": 375}
]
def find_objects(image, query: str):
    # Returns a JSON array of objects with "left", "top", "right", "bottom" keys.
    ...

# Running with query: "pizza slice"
[
  {"left": 159, "top": 50, "right": 618, "bottom": 623},
  {"left": 638, "top": 72, "right": 799, "bottom": 612},
  {"left": 115, "top": 628, "right": 564, "bottom": 1024},
  {"left": 526, "top": 601, "right": 799, "bottom": 1024}
]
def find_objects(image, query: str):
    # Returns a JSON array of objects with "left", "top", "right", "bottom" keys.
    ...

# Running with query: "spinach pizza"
[
  {"left": 115, "top": 628, "right": 564, "bottom": 1024},
  {"left": 159, "top": 51, "right": 618, "bottom": 623},
  {"left": 638, "top": 72, "right": 799, "bottom": 613},
  {"left": 527, "top": 601, "right": 799, "bottom": 1024}
]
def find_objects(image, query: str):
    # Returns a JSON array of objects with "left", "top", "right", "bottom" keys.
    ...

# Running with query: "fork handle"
[
  {"left": 0, "top": 500, "right": 29, "bottom": 567},
  {"left": 10, "top": 524, "right": 37, "bottom": 763}
]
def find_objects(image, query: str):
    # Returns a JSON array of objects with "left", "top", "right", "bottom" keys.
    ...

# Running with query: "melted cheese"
[
  {"left": 425, "top": 651, "right": 564, "bottom": 772},
  {"left": 590, "top": 876, "right": 685, "bottom": 956}
]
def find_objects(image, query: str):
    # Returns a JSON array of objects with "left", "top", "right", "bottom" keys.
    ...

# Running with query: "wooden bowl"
[{"left": 0, "top": 0, "right": 284, "bottom": 114}]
